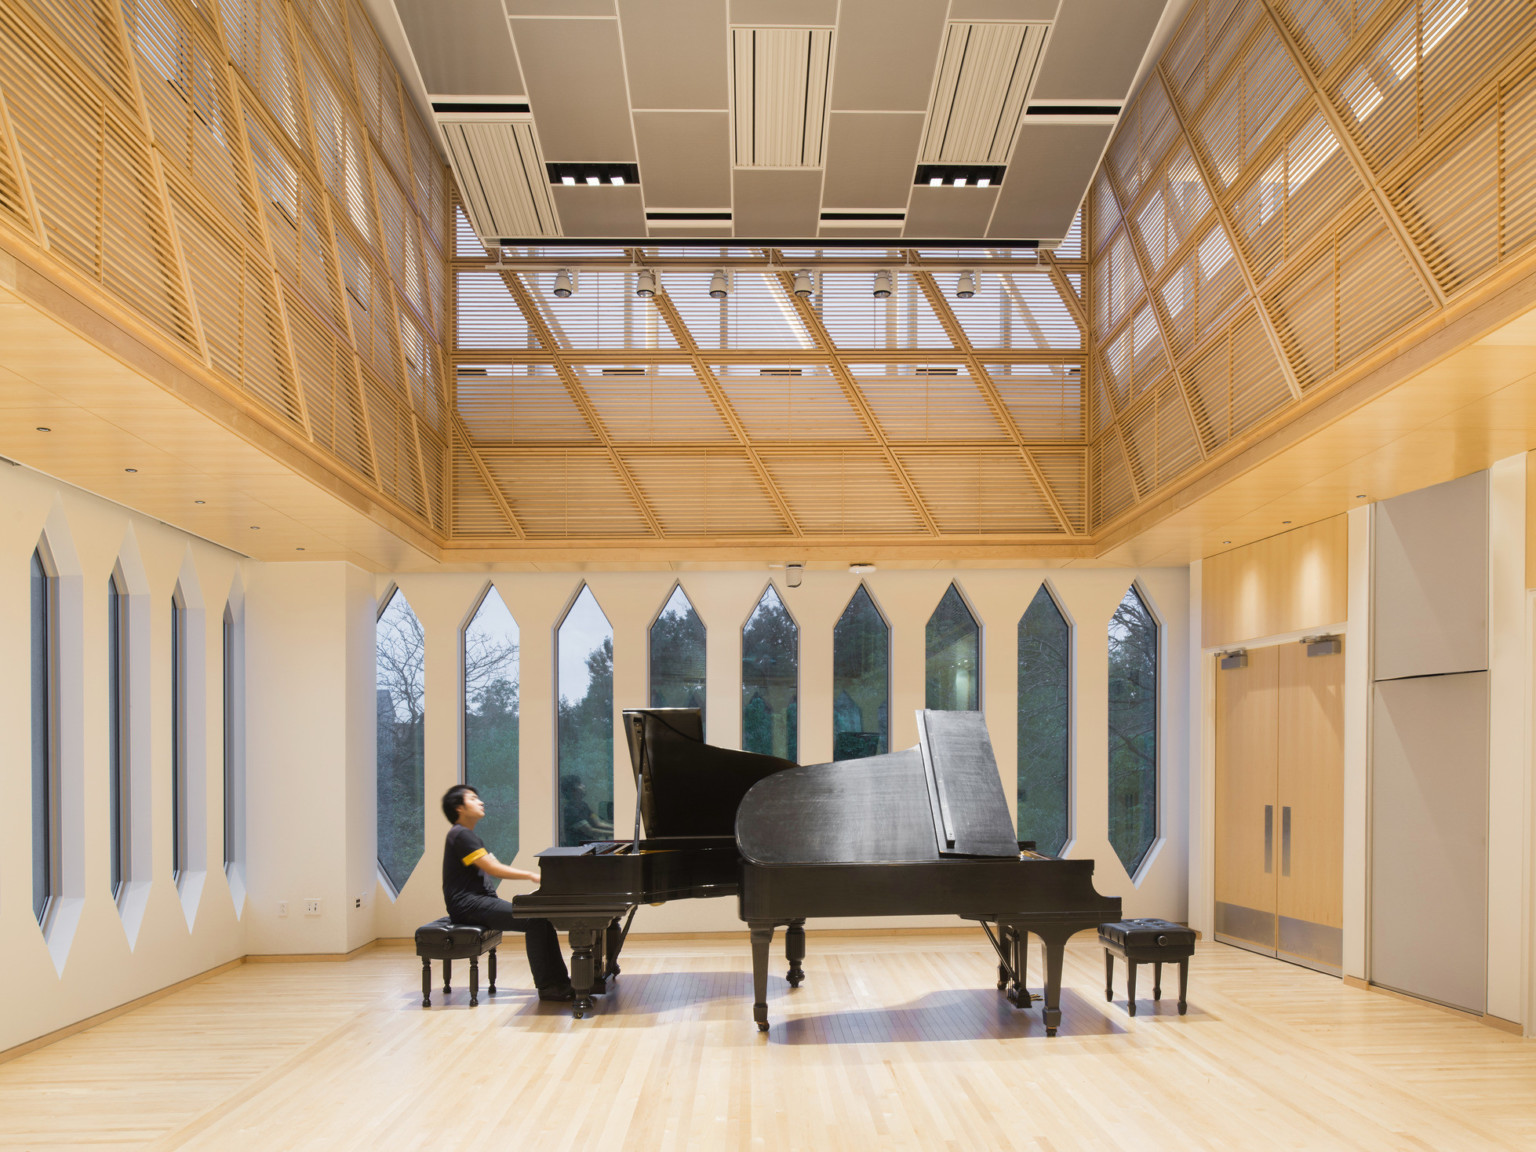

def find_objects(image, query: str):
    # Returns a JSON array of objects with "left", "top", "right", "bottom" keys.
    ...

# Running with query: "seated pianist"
[{"left": 440, "top": 784, "right": 574, "bottom": 1001}]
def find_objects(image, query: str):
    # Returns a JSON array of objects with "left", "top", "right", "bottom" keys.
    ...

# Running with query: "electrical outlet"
[
  {"left": 354, "top": 897, "right": 362, "bottom": 909},
  {"left": 277, "top": 900, "right": 288, "bottom": 917},
  {"left": 304, "top": 899, "right": 321, "bottom": 916}
]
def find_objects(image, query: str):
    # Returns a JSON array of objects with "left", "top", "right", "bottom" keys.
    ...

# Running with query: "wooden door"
[
  {"left": 1214, "top": 645, "right": 1279, "bottom": 953},
  {"left": 1276, "top": 641, "right": 1344, "bottom": 972}
]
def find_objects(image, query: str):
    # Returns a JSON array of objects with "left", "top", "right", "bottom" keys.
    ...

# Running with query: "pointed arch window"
[
  {"left": 926, "top": 583, "right": 980, "bottom": 711},
  {"left": 32, "top": 547, "right": 59, "bottom": 924},
  {"left": 558, "top": 586, "right": 614, "bottom": 847},
  {"left": 742, "top": 584, "right": 797, "bottom": 761},
  {"left": 222, "top": 602, "right": 245, "bottom": 881},
  {"left": 1108, "top": 585, "right": 1158, "bottom": 874},
  {"left": 1018, "top": 585, "right": 1070, "bottom": 854},
  {"left": 464, "top": 585, "right": 520, "bottom": 863},
  {"left": 109, "top": 571, "right": 130, "bottom": 900},
  {"left": 171, "top": 584, "right": 189, "bottom": 883},
  {"left": 832, "top": 586, "right": 888, "bottom": 759},
  {"left": 650, "top": 585, "right": 706, "bottom": 715},
  {"left": 376, "top": 588, "right": 426, "bottom": 894}
]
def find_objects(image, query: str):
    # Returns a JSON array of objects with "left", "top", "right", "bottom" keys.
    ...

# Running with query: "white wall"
[
  {"left": 0, "top": 465, "right": 247, "bottom": 1053},
  {"left": 369, "top": 566, "right": 1191, "bottom": 938}
]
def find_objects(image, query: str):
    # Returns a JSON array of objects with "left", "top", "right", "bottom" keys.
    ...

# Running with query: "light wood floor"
[{"left": 2, "top": 931, "right": 1534, "bottom": 1151}]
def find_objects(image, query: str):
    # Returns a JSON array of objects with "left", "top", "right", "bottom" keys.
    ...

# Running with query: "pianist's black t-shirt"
[{"left": 443, "top": 824, "right": 497, "bottom": 909}]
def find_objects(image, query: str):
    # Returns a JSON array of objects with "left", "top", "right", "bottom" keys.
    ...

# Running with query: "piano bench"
[
  {"left": 414, "top": 918, "right": 502, "bottom": 1008},
  {"left": 1099, "top": 919, "right": 1195, "bottom": 1017}
]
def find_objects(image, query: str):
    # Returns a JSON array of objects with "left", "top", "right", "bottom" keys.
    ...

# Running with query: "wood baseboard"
[
  {"left": 1342, "top": 976, "right": 1524, "bottom": 1034},
  {"left": 0, "top": 957, "right": 244, "bottom": 1066},
  {"left": 245, "top": 940, "right": 379, "bottom": 963}
]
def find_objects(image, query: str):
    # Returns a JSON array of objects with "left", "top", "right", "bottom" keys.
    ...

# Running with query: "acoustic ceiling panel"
[
  {"left": 732, "top": 27, "right": 834, "bottom": 167},
  {"left": 1031, "top": 0, "right": 1167, "bottom": 102},
  {"left": 919, "top": 22, "right": 1048, "bottom": 165},
  {"left": 617, "top": 0, "right": 729, "bottom": 110},
  {"left": 394, "top": 0, "right": 522, "bottom": 96}
]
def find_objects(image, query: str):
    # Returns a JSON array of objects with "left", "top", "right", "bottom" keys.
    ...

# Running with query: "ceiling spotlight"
[
  {"left": 849, "top": 563, "right": 876, "bottom": 574},
  {"left": 792, "top": 270, "right": 814, "bottom": 299},
  {"left": 35, "top": 426, "right": 50, "bottom": 432},
  {"left": 553, "top": 269, "right": 575, "bottom": 298},
  {"left": 635, "top": 269, "right": 656, "bottom": 298},
  {"left": 124, "top": 467, "right": 137, "bottom": 473},
  {"left": 872, "top": 270, "right": 893, "bottom": 298},
  {"left": 956, "top": 270, "right": 977, "bottom": 299},
  {"left": 709, "top": 270, "right": 730, "bottom": 299},
  {"left": 194, "top": 499, "right": 206, "bottom": 504}
]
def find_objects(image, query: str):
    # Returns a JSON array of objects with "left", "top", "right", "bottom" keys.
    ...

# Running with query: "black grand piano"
[
  {"left": 511, "top": 708, "right": 797, "bottom": 1018},
  {"left": 736, "top": 710, "right": 1121, "bottom": 1035}
]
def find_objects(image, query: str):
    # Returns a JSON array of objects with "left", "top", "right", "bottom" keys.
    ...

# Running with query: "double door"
[{"left": 1215, "top": 640, "right": 1343, "bottom": 972}]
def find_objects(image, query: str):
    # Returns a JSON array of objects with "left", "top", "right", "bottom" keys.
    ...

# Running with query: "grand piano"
[
  {"left": 511, "top": 707, "right": 797, "bottom": 1018},
  {"left": 736, "top": 710, "right": 1121, "bottom": 1035}
]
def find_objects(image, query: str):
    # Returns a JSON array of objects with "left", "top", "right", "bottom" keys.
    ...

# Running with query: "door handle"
[
  {"left": 1281, "top": 806, "right": 1292, "bottom": 877},
  {"left": 1264, "top": 805, "right": 1273, "bottom": 874}
]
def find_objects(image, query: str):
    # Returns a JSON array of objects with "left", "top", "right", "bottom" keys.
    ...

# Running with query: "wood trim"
[
  {"left": 244, "top": 939, "right": 380, "bottom": 963},
  {"left": 0, "top": 957, "right": 244, "bottom": 1066}
]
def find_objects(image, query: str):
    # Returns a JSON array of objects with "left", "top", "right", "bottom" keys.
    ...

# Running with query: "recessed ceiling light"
[
  {"left": 585, "top": 175, "right": 600, "bottom": 185},
  {"left": 562, "top": 175, "right": 576, "bottom": 185},
  {"left": 849, "top": 563, "right": 876, "bottom": 574},
  {"left": 1356, "top": 493, "right": 1368, "bottom": 499},
  {"left": 952, "top": 177, "right": 967, "bottom": 186},
  {"left": 1222, "top": 540, "right": 1231, "bottom": 544},
  {"left": 977, "top": 177, "right": 991, "bottom": 187},
  {"left": 610, "top": 175, "right": 624, "bottom": 185},
  {"left": 194, "top": 499, "right": 205, "bottom": 504},
  {"left": 250, "top": 525, "right": 260, "bottom": 530},
  {"left": 35, "top": 426, "right": 50, "bottom": 432},
  {"left": 124, "top": 467, "right": 137, "bottom": 473},
  {"left": 1282, "top": 520, "right": 1291, "bottom": 524},
  {"left": 929, "top": 177, "right": 942, "bottom": 186},
  {"left": 296, "top": 546, "right": 305, "bottom": 551}
]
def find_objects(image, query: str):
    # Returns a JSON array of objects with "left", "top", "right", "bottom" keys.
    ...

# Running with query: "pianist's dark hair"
[{"left": 442, "top": 783, "right": 479, "bottom": 823}]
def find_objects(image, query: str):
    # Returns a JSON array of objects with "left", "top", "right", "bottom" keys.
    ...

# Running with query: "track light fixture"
[
  {"left": 872, "top": 270, "right": 893, "bottom": 298},
  {"left": 956, "top": 270, "right": 977, "bottom": 299},
  {"left": 635, "top": 269, "right": 656, "bottom": 298},
  {"left": 792, "top": 270, "right": 814, "bottom": 299},
  {"left": 709, "top": 270, "right": 730, "bottom": 299},
  {"left": 553, "top": 268, "right": 575, "bottom": 298}
]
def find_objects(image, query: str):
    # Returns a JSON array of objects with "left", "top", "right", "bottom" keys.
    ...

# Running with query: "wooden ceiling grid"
[{"left": 1085, "top": 0, "right": 1536, "bottom": 534}]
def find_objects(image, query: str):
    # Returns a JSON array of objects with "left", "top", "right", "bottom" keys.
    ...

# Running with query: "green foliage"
[
  {"left": 1107, "top": 587, "right": 1158, "bottom": 874},
  {"left": 464, "top": 591, "right": 520, "bottom": 862},
  {"left": 376, "top": 594, "right": 425, "bottom": 892},
  {"left": 558, "top": 635, "right": 614, "bottom": 845},
  {"left": 833, "top": 586, "right": 888, "bottom": 757},
  {"left": 926, "top": 584, "right": 979, "bottom": 710},
  {"left": 742, "top": 587, "right": 797, "bottom": 761},
  {"left": 650, "top": 592, "right": 706, "bottom": 714},
  {"left": 1017, "top": 585, "right": 1069, "bottom": 854}
]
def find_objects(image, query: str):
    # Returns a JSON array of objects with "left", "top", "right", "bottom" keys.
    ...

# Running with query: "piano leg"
[
  {"left": 1031, "top": 925, "right": 1074, "bottom": 1037},
  {"left": 997, "top": 923, "right": 1009, "bottom": 990},
  {"left": 568, "top": 927, "right": 599, "bottom": 1019},
  {"left": 1009, "top": 928, "right": 1032, "bottom": 1007},
  {"left": 749, "top": 921, "right": 775, "bottom": 1032},
  {"left": 785, "top": 919, "right": 806, "bottom": 988},
  {"left": 589, "top": 927, "right": 608, "bottom": 996},
  {"left": 605, "top": 919, "right": 624, "bottom": 981}
]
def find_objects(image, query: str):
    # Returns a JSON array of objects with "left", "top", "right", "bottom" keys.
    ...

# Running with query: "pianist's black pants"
[{"left": 449, "top": 897, "right": 570, "bottom": 990}]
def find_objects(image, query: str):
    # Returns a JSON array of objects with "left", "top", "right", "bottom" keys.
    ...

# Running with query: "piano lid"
[
  {"left": 622, "top": 708, "right": 796, "bottom": 839},
  {"left": 736, "top": 710, "right": 1020, "bottom": 865}
]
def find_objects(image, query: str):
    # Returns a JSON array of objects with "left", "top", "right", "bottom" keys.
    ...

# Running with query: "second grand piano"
[{"left": 736, "top": 710, "right": 1121, "bottom": 1035}]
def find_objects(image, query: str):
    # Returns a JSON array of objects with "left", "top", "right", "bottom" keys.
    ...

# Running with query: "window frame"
[
  {"left": 648, "top": 582, "right": 708, "bottom": 718},
  {"left": 109, "top": 569, "right": 131, "bottom": 902},
  {"left": 924, "top": 580, "right": 984, "bottom": 713},
  {"left": 32, "top": 544, "right": 60, "bottom": 927},
  {"left": 1016, "top": 580, "right": 1074, "bottom": 855},
  {"left": 740, "top": 580, "right": 800, "bottom": 762},
  {"left": 1105, "top": 579, "right": 1162, "bottom": 879},
  {"left": 831, "top": 582, "right": 891, "bottom": 760}
]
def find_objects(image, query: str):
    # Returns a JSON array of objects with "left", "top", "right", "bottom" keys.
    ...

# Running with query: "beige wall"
[
  {"left": 1202, "top": 517, "right": 1348, "bottom": 649},
  {"left": 0, "top": 465, "right": 247, "bottom": 1053}
]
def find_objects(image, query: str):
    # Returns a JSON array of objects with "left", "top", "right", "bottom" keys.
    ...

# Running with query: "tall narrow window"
[
  {"left": 1018, "top": 585, "right": 1070, "bottom": 854},
  {"left": 650, "top": 585, "right": 705, "bottom": 714},
  {"left": 742, "top": 584, "right": 797, "bottom": 761},
  {"left": 557, "top": 586, "right": 614, "bottom": 847},
  {"left": 1107, "top": 585, "right": 1158, "bottom": 874},
  {"left": 926, "top": 583, "right": 980, "bottom": 711},
  {"left": 109, "top": 573, "right": 129, "bottom": 900},
  {"left": 32, "top": 548, "right": 58, "bottom": 924},
  {"left": 377, "top": 589, "right": 426, "bottom": 893},
  {"left": 832, "top": 586, "right": 888, "bottom": 759},
  {"left": 464, "top": 585, "right": 520, "bottom": 864},
  {"left": 171, "top": 588, "right": 188, "bottom": 883},
  {"left": 222, "top": 603, "right": 244, "bottom": 878}
]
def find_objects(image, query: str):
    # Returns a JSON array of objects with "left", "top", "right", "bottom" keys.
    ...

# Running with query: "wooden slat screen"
[{"left": 625, "top": 450, "right": 789, "bottom": 537}]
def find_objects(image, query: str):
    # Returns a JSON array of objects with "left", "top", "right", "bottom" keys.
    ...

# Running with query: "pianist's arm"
[{"left": 472, "top": 852, "right": 541, "bottom": 887}]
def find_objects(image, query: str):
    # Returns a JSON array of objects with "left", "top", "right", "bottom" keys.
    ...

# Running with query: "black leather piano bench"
[
  {"left": 414, "top": 918, "right": 501, "bottom": 1008},
  {"left": 1099, "top": 919, "right": 1196, "bottom": 1017}
]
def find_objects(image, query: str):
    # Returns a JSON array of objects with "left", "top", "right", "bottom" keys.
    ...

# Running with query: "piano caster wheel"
[
  {"left": 1046, "top": 1027, "right": 1057, "bottom": 1038},
  {"left": 757, "top": 1022, "right": 769, "bottom": 1033},
  {"left": 573, "top": 1009, "right": 585, "bottom": 1020}
]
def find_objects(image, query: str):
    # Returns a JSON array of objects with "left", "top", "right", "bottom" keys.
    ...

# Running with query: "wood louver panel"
[
  {"left": 624, "top": 450, "right": 790, "bottom": 536},
  {"left": 28, "top": 0, "right": 135, "bottom": 107},
  {"left": 303, "top": 41, "right": 374, "bottom": 243},
  {"left": 986, "top": 364, "right": 1083, "bottom": 442},
  {"left": 406, "top": 106, "right": 446, "bottom": 253},
  {"left": 1158, "top": 222, "right": 1247, "bottom": 356},
  {"left": 245, "top": 109, "right": 344, "bottom": 327},
  {"left": 1091, "top": 168, "right": 1121, "bottom": 255},
  {"left": 667, "top": 271, "right": 813, "bottom": 350},
  {"left": 451, "top": 432, "right": 513, "bottom": 536},
  {"left": 711, "top": 364, "right": 870, "bottom": 443},
  {"left": 758, "top": 451, "right": 926, "bottom": 535},
  {"left": 1093, "top": 230, "right": 1142, "bottom": 340},
  {"left": 1120, "top": 380, "right": 1201, "bottom": 496},
  {"left": 1033, "top": 448, "right": 1087, "bottom": 532},
  {"left": 0, "top": 88, "right": 30, "bottom": 231},
  {"left": 169, "top": 183, "right": 301, "bottom": 424},
  {"left": 1090, "top": 432, "right": 1137, "bottom": 527},
  {"left": 456, "top": 364, "right": 595, "bottom": 444},
  {"left": 456, "top": 271, "right": 539, "bottom": 350},
  {"left": 398, "top": 306, "right": 444, "bottom": 434},
  {"left": 417, "top": 422, "right": 446, "bottom": 530},
  {"left": 479, "top": 449, "right": 653, "bottom": 538},
  {"left": 285, "top": 287, "right": 373, "bottom": 480},
  {"left": 222, "top": 0, "right": 308, "bottom": 156},
  {"left": 945, "top": 271, "right": 1080, "bottom": 350},
  {"left": 293, "top": 0, "right": 347, "bottom": 85},
  {"left": 1192, "top": 18, "right": 1306, "bottom": 189},
  {"left": 335, "top": 224, "right": 399, "bottom": 380},
  {"left": 575, "top": 365, "right": 735, "bottom": 444},
  {"left": 1107, "top": 72, "right": 1180, "bottom": 208},
  {"left": 1132, "top": 143, "right": 1212, "bottom": 277},
  {"left": 1271, "top": 0, "right": 1390, "bottom": 75},
  {"left": 1183, "top": 305, "right": 1291, "bottom": 449},
  {"left": 854, "top": 368, "right": 1010, "bottom": 443},
  {"left": 128, "top": 0, "right": 260, "bottom": 243},
  {"left": 817, "top": 274, "right": 952, "bottom": 350},
  {"left": 899, "top": 450, "right": 1060, "bottom": 534},
  {"left": 348, "top": 0, "right": 408, "bottom": 189},
  {"left": 1329, "top": 0, "right": 1536, "bottom": 173},
  {"left": 1099, "top": 304, "right": 1169, "bottom": 414},
  {"left": 363, "top": 372, "right": 428, "bottom": 517},
  {"left": 1164, "top": 0, "right": 1263, "bottom": 114},
  {"left": 1228, "top": 104, "right": 1363, "bottom": 283},
  {"left": 524, "top": 270, "right": 677, "bottom": 350}
]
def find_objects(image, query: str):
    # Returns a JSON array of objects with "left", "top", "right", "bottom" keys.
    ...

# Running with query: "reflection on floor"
[{"left": 2, "top": 930, "right": 1533, "bottom": 1150}]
